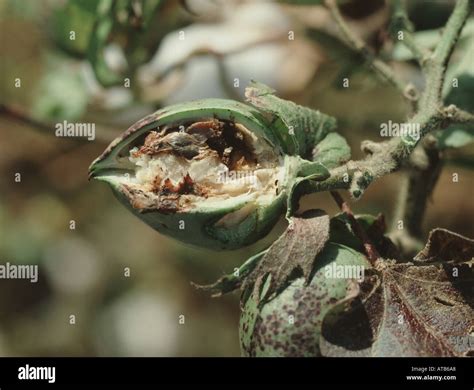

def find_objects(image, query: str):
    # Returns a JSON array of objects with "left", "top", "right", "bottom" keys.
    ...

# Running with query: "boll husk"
[{"left": 89, "top": 84, "right": 336, "bottom": 250}]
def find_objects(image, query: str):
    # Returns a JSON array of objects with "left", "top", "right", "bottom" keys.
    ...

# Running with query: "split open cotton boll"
[
  {"left": 89, "top": 89, "right": 332, "bottom": 250},
  {"left": 89, "top": 101, "right": 295, "bottom": 250}
]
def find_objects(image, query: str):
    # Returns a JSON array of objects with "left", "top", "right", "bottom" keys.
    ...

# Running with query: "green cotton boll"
[
  {"left": 239, "top": 243, "right": 370, "bottom": 357},
  {"left": 89, "top": 97, "right": 330, "bottom": 250}
]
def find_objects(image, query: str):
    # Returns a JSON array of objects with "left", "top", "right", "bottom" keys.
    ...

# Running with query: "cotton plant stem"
[
  {"left": 298, "top": 0, "right": 473, "bottom": 258},
  {"left": 330, "top": 191, "right": 381, "bottom": 264},
  {"left": 420, "top": 0, "right": 470, "bottom": 110},
  {"left": 388, "top": 0, "right": 470, "bottom": 241},
  {"left": 433, "top": 0, "right": 471, "bottom": 68},
  {"left": 0, "top": 103, "right": 118, "bottom": 143},
  {"left": 391, "top": 143, "right": 442, "bottom": 253},
  {"left": 389, "top": 0, "right": 431, "bottom": 64},
  {"left": 305, "top": 0, "right": 471, "bottom": 201},
  {"left": 441, "top": 104, "right": 474, "bottom": 124},
  {"left": 324, "top": 0, "right": 418, "bottom": 101}
]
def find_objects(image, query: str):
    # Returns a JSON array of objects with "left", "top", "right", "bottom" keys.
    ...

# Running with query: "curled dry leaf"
[
  {"left": 241, "top": 209, "right": 330, "bottom": 305},
  {"left": 320, "top": 228, "right": 474, "bottom": 357},
  {"left": 414, "top": 228, "right": 474, "bottom": 264}
]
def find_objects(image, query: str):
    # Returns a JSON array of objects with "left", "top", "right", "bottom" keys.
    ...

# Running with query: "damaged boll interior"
[{"left": 113, "top": 118, "right": 285, "bottom": 213}]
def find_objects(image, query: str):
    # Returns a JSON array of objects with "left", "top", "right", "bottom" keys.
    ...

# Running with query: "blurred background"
[{"left": 0, "top": 0, "right": 472, "bottom": 356}]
